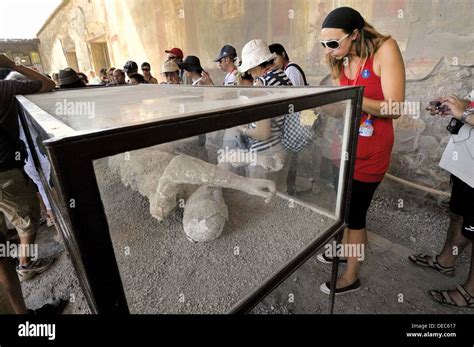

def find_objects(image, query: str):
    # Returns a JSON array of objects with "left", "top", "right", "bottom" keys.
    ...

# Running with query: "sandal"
[
  {"left": 429, "top": 285, "right": 474, "bottom": 309},
  {"left": 17, "top": 258, "right": 54, "bottom": 282},
  {"left": 408, "top": 253, "right": 454, "bottom": 276}
]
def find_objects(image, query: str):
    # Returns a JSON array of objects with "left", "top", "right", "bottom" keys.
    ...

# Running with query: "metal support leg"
[
  {"left": 286, "top": 151, "right": 298, "bottom": 195},
  {"left": 329, "top": 229, "right": 344, "bottom": 314}
]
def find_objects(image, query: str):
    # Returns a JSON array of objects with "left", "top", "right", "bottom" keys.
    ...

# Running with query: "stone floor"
[{"left": 20, "top": 187, "right": 473, "bottom": 315}]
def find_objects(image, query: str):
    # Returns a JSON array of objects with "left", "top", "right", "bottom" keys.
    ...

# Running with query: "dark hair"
[
  {"left": 258, "top": 59, "right": 275, "bottom": 69},
  {"left": 114, "top": 69, "right": 125, "bottom": 77},
  {"left": 183, "top": 66, "right": 203, "bottom": 74},
  {"left": 241, "top": 71, "right": 253, "bottom": 82},
  {"left": 129, "top": 73, "right": 147, "bottom": 84},
  {"left": 269, "top": 43, "right": 290, "bottom": 61},
  {"left": 141, "top": 62, "right": 151, "bottom": 69},
  {"left": 100, "top": 68, "right": 107, "bottom": 76}
]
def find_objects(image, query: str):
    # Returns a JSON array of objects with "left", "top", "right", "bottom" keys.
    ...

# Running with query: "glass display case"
[{"left": 16, "top": 84, "right": 363, "bottom": 314}]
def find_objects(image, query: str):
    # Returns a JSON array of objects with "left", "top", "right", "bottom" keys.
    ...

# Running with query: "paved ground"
[
  {"left": 253, "top": 230, "right": 471, "bottom": 314},
  {"left": 19, "top": 178, "right": 472, "bottom": 315}
]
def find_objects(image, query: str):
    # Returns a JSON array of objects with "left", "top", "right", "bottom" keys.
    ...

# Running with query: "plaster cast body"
[{"left": 108, "top": 145, "right": 275, "bottom": 242}]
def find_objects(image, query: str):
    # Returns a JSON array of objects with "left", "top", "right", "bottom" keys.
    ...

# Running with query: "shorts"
[
  {"left": 449, "top": 175, "right": 474, "bottom": 240},
  {"left": 347, "top": 179, "right": 380, "bottom": 230},
  {"left": 0, "top": 168, "right": 40, "bottom": 238}
]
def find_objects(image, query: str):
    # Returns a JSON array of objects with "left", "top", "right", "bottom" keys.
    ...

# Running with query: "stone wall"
[
  {"left": 392, "top": 59, "right": 472, "bottom": 194},
  {"left": 36, "top": 0, "right": 474, "bottom": 202}
]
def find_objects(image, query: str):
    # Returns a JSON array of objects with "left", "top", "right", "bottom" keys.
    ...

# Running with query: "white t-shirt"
[
  {"left": 90, "top": 76, "right": 102, "bottom": 85},
  {"left": 223, "top": 70, "right": 237, "bottom": 86},
  {"left": 284, "top": 63, "right": 306, "bottom": 86},
  {"left": 439, "top": 123, "right": 474, "bottom": 187}
]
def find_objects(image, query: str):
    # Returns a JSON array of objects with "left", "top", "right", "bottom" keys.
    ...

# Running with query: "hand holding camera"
[
  {"left": 426, "top": 100, "right": 449, "bottom": 116},
  {"left": 428, "top": 95, "right": 472, "bottom": 134},
  {"left": 427, "top": 95, "right": 470, "bottom": 119}
]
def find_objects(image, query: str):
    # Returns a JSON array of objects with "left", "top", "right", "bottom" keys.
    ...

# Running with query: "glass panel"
[
  {"left": 293, "top": 100, "right": 352, "bottom": 220},
  {"left": 23, "top": 85, "right": 346, "bottom": 136},
  {"left": 92, "top": 100, "right": 351, "bottom": 313}
]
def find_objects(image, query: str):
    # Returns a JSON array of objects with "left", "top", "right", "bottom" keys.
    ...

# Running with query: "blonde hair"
[{"left": 326, "top": 21, "right": 391, "bottom": 80}]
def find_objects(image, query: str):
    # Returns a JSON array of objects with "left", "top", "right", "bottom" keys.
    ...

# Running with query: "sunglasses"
[
  {"left": 142, "top": 68, "right": 150, "bottom": 71},
  {"left": 320, "top": 33, "right": 350, "bottom": 50}
]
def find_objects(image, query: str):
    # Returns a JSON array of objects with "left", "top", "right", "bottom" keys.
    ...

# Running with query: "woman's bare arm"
[{"left": 362, "top": 39, "right": 405, "bottom": 119}]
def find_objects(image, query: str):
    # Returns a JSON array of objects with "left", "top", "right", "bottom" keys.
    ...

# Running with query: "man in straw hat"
[{"left": 160, "top": 60, "right": 181, "bottom": 84}]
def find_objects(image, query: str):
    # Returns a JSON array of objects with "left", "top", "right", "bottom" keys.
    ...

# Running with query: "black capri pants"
[{"left": 347, "top": 179, "right": 380, "bottom": 230}]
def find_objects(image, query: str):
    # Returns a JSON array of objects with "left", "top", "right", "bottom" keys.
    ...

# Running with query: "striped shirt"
[{"left": 247, "top": 69, "right": 292, "bottom": 152}]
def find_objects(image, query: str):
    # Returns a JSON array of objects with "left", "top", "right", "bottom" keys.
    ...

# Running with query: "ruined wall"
[
  {"left": 37, "top": 0, "right": 109, "bottom": 74},
  {"left": 391, "top": 60, "right": 472, "bottom": 196},
  {"left": 37, "top": 0, "right": 474, "bottom": 78},
  {"left": 36, "top": 0, "right": 474, "bottom": 200}
]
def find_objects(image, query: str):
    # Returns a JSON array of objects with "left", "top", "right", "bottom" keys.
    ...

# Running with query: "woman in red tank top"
[{"left": 317, "top": 7, "right": 406, "bottom": 295}]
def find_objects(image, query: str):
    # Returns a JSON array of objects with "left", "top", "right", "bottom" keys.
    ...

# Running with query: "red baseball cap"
[{"left": 165, "top": 48, "right": 184, "bottom": 59}]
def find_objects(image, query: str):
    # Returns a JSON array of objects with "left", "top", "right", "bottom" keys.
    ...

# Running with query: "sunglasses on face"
[
  {"left": 320, "top": 33, "right": 350, "bottom": 50},
  {"left": 142, "top": 68, "right": 150, "bottom": 71}
]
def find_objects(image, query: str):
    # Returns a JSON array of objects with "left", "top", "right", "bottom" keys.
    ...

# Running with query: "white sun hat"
[{"left": 238, "top": 39, "right": 277, "bottom": 73}]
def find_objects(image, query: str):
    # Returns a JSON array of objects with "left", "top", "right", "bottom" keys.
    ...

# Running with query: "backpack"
[
  {"left": 281, "top": 111, "right": 314, "bottom": 152},
  {"left": 286, "top": 63, "right": 309, "bottom": 86}
]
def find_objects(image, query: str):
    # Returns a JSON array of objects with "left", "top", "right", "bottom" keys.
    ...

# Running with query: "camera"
[
  {"left": 447, "top": 117, "right": 464, "bottom": 134},
  {"left": 426, "top": 101, "right": 449, "bottom": 115}
]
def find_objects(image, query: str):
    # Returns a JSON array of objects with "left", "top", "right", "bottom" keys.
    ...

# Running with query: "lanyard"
[
  {"left": 348, "top": 56, "right": 367, "bottom": 87},
  {"left": 346, "top": 57, "right": 374, "bottom": 124}
]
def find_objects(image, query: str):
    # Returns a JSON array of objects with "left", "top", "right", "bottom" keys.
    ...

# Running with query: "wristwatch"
[{"left": 461, "top": 108, "right": 474, "bottom": 123}]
